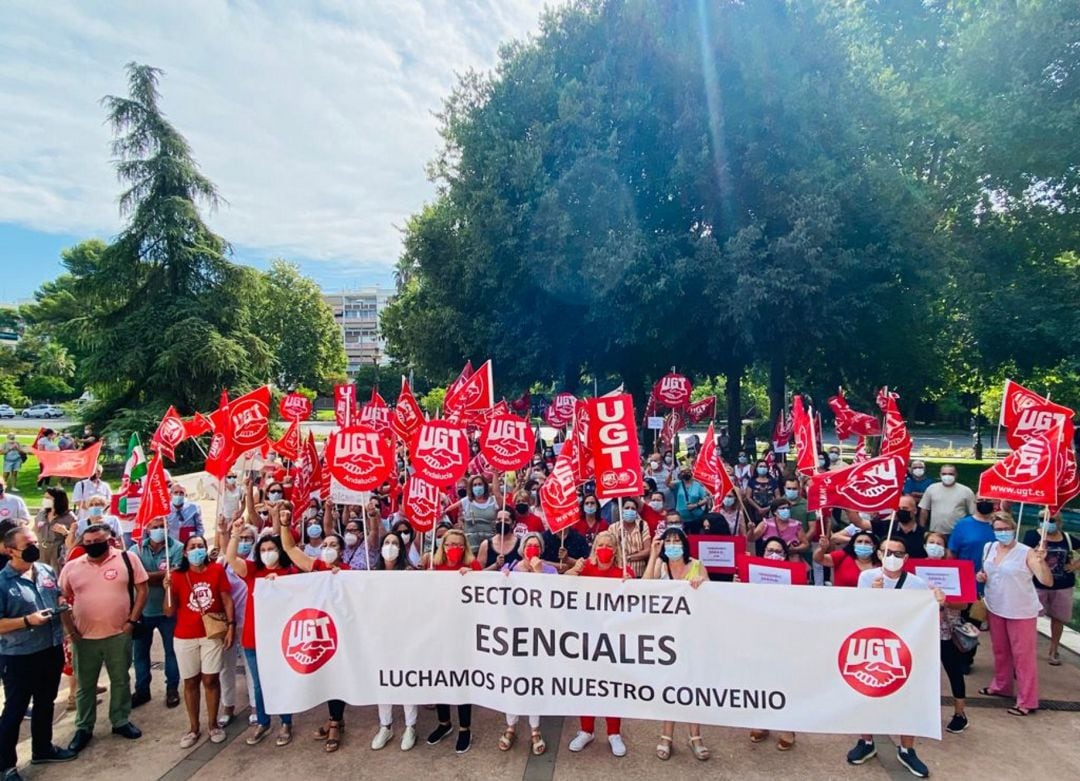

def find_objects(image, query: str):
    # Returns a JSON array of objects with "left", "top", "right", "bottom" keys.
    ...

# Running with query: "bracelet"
[{"left": 23, "top": 615, "right": 31, "bottom": 628}]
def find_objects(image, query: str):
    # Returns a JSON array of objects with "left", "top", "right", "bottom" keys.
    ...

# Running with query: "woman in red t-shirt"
[
  {"left": 163, "top": 534, "right": 235, "bottom": 750},
  {"left": 565, "top": 530, "right": 633, "bottom": 757},
  {"left": 813, "top": 530, "right": 880, "bottom": 588},
  {"left": 225, "top": 517, "right": 296, "bottom": 748},
  {"left": 426, "top": 529, "right": 481, "bottom": 754}
]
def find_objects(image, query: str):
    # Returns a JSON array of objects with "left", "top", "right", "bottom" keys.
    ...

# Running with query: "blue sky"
[{"left": 0, "top": 0, "right": 553, "bottom": 302}]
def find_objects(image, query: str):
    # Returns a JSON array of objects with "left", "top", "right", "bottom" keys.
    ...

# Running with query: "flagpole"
[
  {"left": 618, "top": 502, "right": 628, "bottom": 575},
  {"left": 883, "top": 508, "right": 898, "bottom": 555},
  {"left": 1015, "top": 502, "right": 1025, "bottom": 544}
]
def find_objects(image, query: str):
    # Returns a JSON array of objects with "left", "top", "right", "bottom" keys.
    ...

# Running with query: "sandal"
[
  {"left": 749, "top": 729, "right": 770, "bottom": 743},
  {"left": 978, "top": 687, "right": 1009, "bottom": 698},
  {"left": 689, "top": 735, "right": 710, "bottom": 761},
  {"left": 275, "top": 724, "right": 293, "bottom": 747},
  {"left": 656, "top": 734, "right": 672, "bottom": 760},
  {"left": 325, "top": 720, "right": 342, "bottom": 752},
  {"left": 313, "top": 721, "right": 331, "bottom": 740},
  {"left": 499, "top": 727, "right": 516, "bottom": 751},
  {"left": 531, "top": 729, "right": 546, "bottom": 756},
  {"left": 180, "top": 730, "right": 201, "bottom": 749},
  {"left": 1007, "top": 707, "right": 1034, "bottom": 716},
  {"left": 1048, "top": 653, "right": 1062, "bottom": 666},
  {"left": 777, "top": 736, "right": 795, "bottom": 751}
]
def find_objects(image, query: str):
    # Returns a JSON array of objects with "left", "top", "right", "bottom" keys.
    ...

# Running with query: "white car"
[
  {"left": 0, "top": 404, "right": 15, "bottom": 418},
  {"left": 21, "top": 404, "right": 64, "bottom": 418}
]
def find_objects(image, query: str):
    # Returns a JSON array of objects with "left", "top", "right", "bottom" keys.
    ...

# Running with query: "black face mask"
[
  {"left": 84, "top": 541, "right": 109, "bottom": 559},
  {"left": 19, "top": 544, "right": 40, "bottom": 564},
  {"left": 976, "top": 500, "right": 994, "bottom": 515},
  {"left": 496, "top": 524, "right": 512, "bottom": 535},
  {"left": 457, "top": 488, "right": 468, "bottom": 499},
  {"left": 895, "top": 509, "right": 913, "bottom": 524},
  {"left": 515, "top": 503, "right": 530, "bottom": 516}
]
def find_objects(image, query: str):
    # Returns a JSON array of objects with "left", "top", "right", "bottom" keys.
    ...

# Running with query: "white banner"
[{"left": 255, "top": 571, "right": 941, "bottom": 738}]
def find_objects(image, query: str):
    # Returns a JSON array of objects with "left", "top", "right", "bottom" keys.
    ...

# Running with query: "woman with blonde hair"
[{"left": 565, "top": 530, "right": 633, "bottom": 756}]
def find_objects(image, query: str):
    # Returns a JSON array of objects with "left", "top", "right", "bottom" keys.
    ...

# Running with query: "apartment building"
[{"left": 322, "top": 287, "right": 394, "bottom": 374}]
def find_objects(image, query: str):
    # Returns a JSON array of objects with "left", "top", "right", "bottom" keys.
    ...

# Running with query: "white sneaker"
[
  {"left": 608, "top": 734, "right": 627, "bottom": 757},
  {"left": 400, "top": 726, "right": 416, "bottom": 751},
  {"left": 248, "top": 713, "right": 259, "bottom": 726},
  {"left": 371, "top": 725, "right": 394, "bottom": 750},
  {"left": 569, "top": 730, "right": 594, "bottom": 752}
]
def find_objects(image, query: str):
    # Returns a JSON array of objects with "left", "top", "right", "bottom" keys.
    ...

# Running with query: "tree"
[
  {"left": 383, "top": 0, "right": 941, "bottom": 420},
  {"left": 22, "top": 375, "right": 73, "bottom": 402},
  {"left": 22, "top": 64, "right": 273, "bottom": 437},
  {"left": 250, "top": 260, "right": 346, "bottom": 394}
]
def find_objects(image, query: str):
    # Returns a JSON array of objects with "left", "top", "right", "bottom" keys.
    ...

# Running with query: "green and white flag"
[{"left": 118, "top": 433, "right": 147, "bottom": 515}]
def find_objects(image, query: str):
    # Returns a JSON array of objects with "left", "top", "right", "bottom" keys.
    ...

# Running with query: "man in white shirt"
[
  {"left": 917, "top": 464, "right": 976, "bottom": 536},
  {"left": 0, "top": 477, "right": 30, "bottom": 523},
  {"left": 848, "top": 537, "right": 943, "bottom": 778},
  {"left": 73, "top": 464, "right": 112, "bottom": 520}
]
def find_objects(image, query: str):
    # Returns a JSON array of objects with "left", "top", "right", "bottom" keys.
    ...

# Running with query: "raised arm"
[
  {"left": 280, "top": 523, "right": 315, "bottom": 572},
  {"left": 225, "top": 517, "right": 249, "bottom": 579}
]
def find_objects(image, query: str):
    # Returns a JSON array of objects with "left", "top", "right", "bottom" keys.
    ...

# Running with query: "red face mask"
[
  {"left": 445, "top": 546, "right": 465, "bottom": 566},
  {"left": 524, "top": 544, "right": 541, "bottom": 559},
  {"left": 596, "top": 547, "right": 615, "bottom": 565}
]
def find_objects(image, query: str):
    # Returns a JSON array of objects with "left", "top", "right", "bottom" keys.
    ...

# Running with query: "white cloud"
[{"left": 0, "top": 0, "right": 551, "bottom": 270}]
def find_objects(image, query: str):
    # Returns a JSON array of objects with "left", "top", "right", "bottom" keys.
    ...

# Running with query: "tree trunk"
[
  {"left": 725, "top": 366, "right": 743, "bottom": 461},
  {"left": 768, "top": 348, "right": 786, "bottom": 436}
]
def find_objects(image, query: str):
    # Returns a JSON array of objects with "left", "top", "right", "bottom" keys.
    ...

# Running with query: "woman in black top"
[
  {"left": 476, "top": 510, "right": 521, "bottom": 571},
  {"left": 744, "top": 460, "right": 778, "bottom": 522}
]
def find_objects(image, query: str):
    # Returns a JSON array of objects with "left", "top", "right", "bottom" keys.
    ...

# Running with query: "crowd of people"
[{"left": 0, "top": 430, "right": 1076, "bottom": 781}]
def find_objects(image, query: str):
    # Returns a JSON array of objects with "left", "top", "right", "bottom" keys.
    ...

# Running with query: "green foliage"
[
  {"left": 419, "top": 387, "right": 446, "bottom": 416},
  {"left": 0, "top": 375, "right": 28, "bottom": 407},
  {"left": 21, "top": 375, "right": 73, "bottom": 402},
  {"left": 250, "top": 260, "right": 346, "bottom": 393}
]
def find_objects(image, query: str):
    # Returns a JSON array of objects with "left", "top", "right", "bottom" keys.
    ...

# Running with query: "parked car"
[
  {"left": 0, "top": 404, "right": 15, "bottom": 418},
  {"left": 21, "top": 404, "right": 64, "bottom": 418}
]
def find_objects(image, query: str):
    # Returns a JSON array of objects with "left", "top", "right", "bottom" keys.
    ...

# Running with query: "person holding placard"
[
  {"left": 565, "top": 530, "right": 634, "bottom": 757},
  {"left": 976, "top": 512, "right": 1052, "bottom": 716},
  {"left": 847, "top": 537, "right": 942, "bottom": 777},
  {"left": 749, "top": 498, "right": 808, "bottom": 561},
  {"left": 643, "top": 527, "right": 709, "bottom": 761},
  {"left": 1021, "top": 510, "right": 1080, "bottom": 666},
  {"left": 814, "top": 531, "right": 880, "bottom": 588},
  {"left": 925, "top": 531, "right": 970, "bottom": 733},
  {"left": 610, "top": 498, "right": 651, "bottom": 578}
]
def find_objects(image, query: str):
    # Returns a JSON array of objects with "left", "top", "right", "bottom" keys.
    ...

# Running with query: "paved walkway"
[{"left": 9, "top": 623, "right": 1080, "bottom": 780}]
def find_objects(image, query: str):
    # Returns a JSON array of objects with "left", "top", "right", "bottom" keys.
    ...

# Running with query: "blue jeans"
[
  {"left": 132, "top": 614, "right": 179, "bottom": 694},
  {"left": 243, "top": 647, "right": 291, "bottom": 727}
]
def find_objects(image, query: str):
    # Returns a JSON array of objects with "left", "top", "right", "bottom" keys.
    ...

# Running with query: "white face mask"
[
  {"left": 940, "top": 475, "right": 956, "bottom": 487},
  {"left": 649, "top": 461, "right": 659, "bottom": 470},
  {"left": 883, "top": 554, "right": 905, "bottom": 573},
  {"left": 344, "top": 532, "right": 359, "bottom": 547},
  {"left": 911, "top": 468, "right": 925, "bottom": 477},
  {"left": 320, "top": 547, "right": 339, "bottom": 564},
  {"left": 648, "top": 500, "right": 663, "bottom": 512},
  {"left": 260, "top": 550, "right": 279, "bottom": 567},
  {"left": 925, "top": 543, "right": 945, "bottom": 560},
  {"left": 381, "top": 544, "right": 399, "bottom": 561}
]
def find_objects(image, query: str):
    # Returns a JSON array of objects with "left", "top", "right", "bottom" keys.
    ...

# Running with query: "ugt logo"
[
  {"left": 281, "top": 608, "right": 338, "bottom": 675},
  {"left": 1003, "top": 437, "right": 1052, "bottom": 484},
  {"left": 838, "top": 627, "right": 912, "bottom": 697}
]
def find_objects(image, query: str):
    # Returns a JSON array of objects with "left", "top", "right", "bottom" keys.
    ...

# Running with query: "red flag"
[
  {"left": 771, "top": 409, "right": 793, "bottom": 450},
  {"left": 360, "top": 388, "right": 391, "bottom": 433},
  {"left": 828, "top": 388, "right": 881, "bottom": 439},
  {"left": 228, "top": 386, "right": 271, "bottom": 452},
  {"left": 403, "top": 474, "right": 442, "bottom": 532},
  {"left": 392, "top": 378, "right": 424, "bottom": 442},
  {"left": 1005, "top": 400, "right": 1075, "bottom": 451},
  {"left": 686, "top": 396, "right": 716, "bottom": 424},
  {"left": 33, "top": 441, "right": 103, "bottom": 479},
  {"left": 133, "top": 455, "right": 170, "bottom": 532},
  {"left": 692, "top": 422, "right": 735, "bottom": 498},
  {"left": 545, "top": 393, "right": 576, "bottom": 428},
  {"left": 334, "top": 384, "right": 356, "bottom": 428},
  {"left": 150, "top": 406, "right": 187, "bottom": 461},
  {"left": 587, "top": 393, "right": 643, "bottom": 500},
  {"left": 492, "top": 399, "right": 510, "bottom": 417},
  {"left": 652, "top": 372, "right": 692, "bottom": 409},
  {"left": 1052, "top": 446, "right": 1080, "bottom": 514},
  {"left": 644, "top": 391, "right": 657, "bottom": 419},
  {"left": 326, "top": 426, "right": 395, "bottom": 492},
  {"left": 445, "top": 360, "right": 474, "bottom": 406},
  {"left": 444, "top": 359, "right": 494, "bottom": 414},
  {"left": 1000, "top": 380, "right": 1069, "bottom": 428},
  {"left": 807, "top": 455, "right": 905, "bottom": 513},
  {"left": 979, "top": 427, "right": 1060, "bottom": 506},
  {"left": 292, "top": 432, "right": 320, "bottom": 504},
  {"left": 792, "top": 395, "right": 818, "bottom": 477},
  {"left": 569, "top": 400, "right": 595, "bottom": 482},
  {"left": 853, "top": 436, "right": 869, "bottom": 464},
  {"left": 410, "top": 420, "right": 469, "bottom": 485},
  {"left": 205, "top": 391, "right": 238, "bottom": 480},
  {"left": 272, "top": 420, "right": 300, "bottom": 461},
  {"left": 540, "top": 436, "right": 581, "bottom": 533},
  {"left": 879, "top": 391, "right": 913, "bottom": 462},
  {"left": 660, "top": 409, "right": 686, "bottom": 449},
  {"left": 184, "top": 412, "right": 212, "bottom": 438},
  {"left": 480, "top": 414, "right": 536, "bottom": 471},
  {"left": 509, "top": 392, "right": 531, "bottom": 415},
  {"left": 278, "top": 392, "right": 312, "bottom": 422}
]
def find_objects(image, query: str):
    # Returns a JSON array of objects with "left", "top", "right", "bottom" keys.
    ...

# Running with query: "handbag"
[
  {"left": 952, "top": 622, "right": 980, "bottom": 653},
  {"left": 184, "top": 572, "right": 229, "bottom": 640}
]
